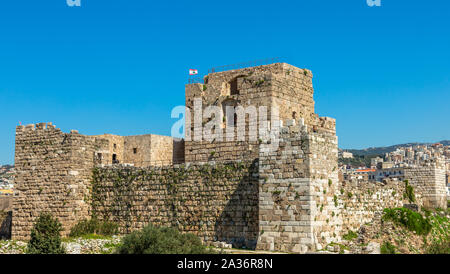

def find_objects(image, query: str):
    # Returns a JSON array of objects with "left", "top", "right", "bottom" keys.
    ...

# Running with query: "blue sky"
[{"left": 0, "top": 0, "right": 449, "bottom": 164}]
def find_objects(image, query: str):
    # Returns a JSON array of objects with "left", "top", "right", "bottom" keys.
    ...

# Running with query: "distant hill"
[{"left": 341, "top": 140, "right": 449, "bottom": 157}]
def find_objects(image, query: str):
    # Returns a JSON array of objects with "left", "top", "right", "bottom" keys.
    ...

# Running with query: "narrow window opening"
[{"left": 112, "top": 154, "right": 118, "bottom": 164}]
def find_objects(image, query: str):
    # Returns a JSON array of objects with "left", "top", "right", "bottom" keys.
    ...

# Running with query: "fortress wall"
[
  {"left": 91, "top": 161, "right": 259, "bottom": 248},
  {"left": 10, "top": 64, "right": 439, "bottom": 253},
  {"left": 0, "top": 196, "right": 12, "bottom": 212},
  {"left": 404, "top": 167, "right": 447, "bottom": 209},
  {"left": 12, "top": 123, "right": 105, "bottom": 240},
  {"left": 0, "top": 196, "right": 12, "bottom": 239},
  {"left": 337, "top": 180, "right": 416, "bottom": 234},
  {"left": 306, "top": 120, "right": 342, "bottom": 250},
  {"left": 150, "top": 135, "right": 179, "bottom": 165},
  {"left": 270, "top": 67, "right": 315, "bottom": 125},
  {"left": 256, "top": 121, "right": 313, "bottom": 253},
  {"left": 123, "top": 135, "right": 153, "bottom": 166},
  {"left": 172, "top": 138, "right": 185, "bottom": 164},
  {"left": 256, "top": 116, "right": 344, "bottom": 253},
  {"left": 91, "top": 134, "right": 125, "bottom": 165},
  {"left": 184, "top": 63, "right": 316, "bottom": 164}
]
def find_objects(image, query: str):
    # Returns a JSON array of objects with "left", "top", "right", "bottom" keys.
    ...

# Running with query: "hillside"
[{"left": 342, "top": 140, "right": 449, "bottom": 157}]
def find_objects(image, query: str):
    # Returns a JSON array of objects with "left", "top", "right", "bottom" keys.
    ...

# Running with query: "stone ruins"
[{"left": 11, "top": 62, "right": 447, "bottom": 253}]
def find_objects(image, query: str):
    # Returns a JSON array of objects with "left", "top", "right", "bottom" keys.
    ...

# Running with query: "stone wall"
[
  {"left": 11, "top": 63, "right": 445, "bottom": 253},
  {"left": 184, "top": 63, "right": 317, "bottom": 164},
  {"left": 256, "top": 116, "right": 340, "bottom": 252},
  {"left": 256, "top": 120, "right": 313, "bottom": 253},
  {"left": 91, "top": 161, "right": 259, "bottom": 248},
  {"left": 0, "top": 196, "right": 12, "bottom": 212},
  {"left": 93, "top": 134, "right": 184, "bottom": 167},
  {"left": 404, "top": 167, "right": 447, "bottom": 209},
  {"left": 92, "top": 134, "right": 124, "bottom": 165},
  {"left": 12, "top": 123, "right": 106, "bottom": 240},
  {"left": 337, "top": 179, "right": 421, "bottom": 234},
  {"left": 0, "top": 196, "right": 12, "bottom": 239},
  {"left": 123, "top": 135, "right": 153, "bottom": 166}
]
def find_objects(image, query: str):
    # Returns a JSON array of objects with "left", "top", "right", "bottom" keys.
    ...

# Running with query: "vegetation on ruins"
[
  {"left": 380, "top": 241, "right": 396, "bottom": 254},
  {"left": 26, "top": 213, "right": 65, "bottom": 254},
  {"left": 382, "top": 207, "right": 431, "bottom": 236},
  {"left": 69, "top": 217, "right": 119, "bottom": 238},
  {"left": 376, "top": 207, "right": 449, "bottom": 254},
  {"left": 403, "top": 180, "right": 416, "bottom": 203},
  {"left": 90, "top": 161, "right": 257, "bottom": 237},
  {"left": 426, "top": 240, "right": 450, "bottom": 254},
  {"left": 115, "top": 224, "right": 215, "bottom": 254},
  {"left": 342, "top": 230, "right": 358, "bottom": 241}
]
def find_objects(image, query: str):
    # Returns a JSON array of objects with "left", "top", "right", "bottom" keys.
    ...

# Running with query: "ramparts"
[{"left": 10, "top": 63, "right": 447, "bottom": 252}]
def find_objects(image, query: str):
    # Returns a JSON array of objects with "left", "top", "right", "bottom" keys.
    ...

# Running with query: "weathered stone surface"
[{"left": 10, "top": 63, "right": 446, "bottom": 253}]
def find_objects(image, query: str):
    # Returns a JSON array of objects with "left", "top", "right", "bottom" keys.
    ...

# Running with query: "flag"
[{"left": 189, "top": 69, "right": 198, "bottom": 75}]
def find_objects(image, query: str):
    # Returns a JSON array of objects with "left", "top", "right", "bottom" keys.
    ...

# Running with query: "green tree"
[
  {"left": 116, "top": 224, "right": 215, "bottom": 254},
  {"left": 26, "top": 213, "right": 65, "bottom": 254}
]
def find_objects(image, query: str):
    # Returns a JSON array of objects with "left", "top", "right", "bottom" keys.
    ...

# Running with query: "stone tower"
[{"left": 184, "top": 63, "right": 322, "bottom": 163}]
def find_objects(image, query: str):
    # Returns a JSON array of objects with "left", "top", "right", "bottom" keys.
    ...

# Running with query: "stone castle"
[{"left": 12, "top": 62, "right": 447, "bottom": 253}]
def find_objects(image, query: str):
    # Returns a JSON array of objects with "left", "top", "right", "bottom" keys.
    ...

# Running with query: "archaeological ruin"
[{"left": 11, "top": 62, "right": 447, "bottom": 253}]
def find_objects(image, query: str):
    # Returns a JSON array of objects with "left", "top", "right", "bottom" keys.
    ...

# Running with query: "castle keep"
[{"left": 12, "top": 62, "right": 447, "bottom": 252}]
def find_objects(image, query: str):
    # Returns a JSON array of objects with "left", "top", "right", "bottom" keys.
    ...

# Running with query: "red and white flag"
[{"left": 189, "top": 69, "right": 198, "bottom": 75}]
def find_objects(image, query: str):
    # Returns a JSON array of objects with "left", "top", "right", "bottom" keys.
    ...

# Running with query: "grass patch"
[
  {"left": 380, "top": 242, "right": 396, "bottom": 254},
  {"left": 382, "top": 207, "right": 431, "bottom": 236},
  {"left": 343, "top": 230, "right": 358, "bottom": 241},
  {"left": 69, "top": 218, "right": 118, "bottom": 238}
]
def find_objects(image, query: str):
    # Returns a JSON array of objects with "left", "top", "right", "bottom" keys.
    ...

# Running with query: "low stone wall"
[
  {"left": 337, "top": 180, "right": 422, "bottom": 234},
  {"left": 91, "top": 161, "right": 259, "bottom": 248}
]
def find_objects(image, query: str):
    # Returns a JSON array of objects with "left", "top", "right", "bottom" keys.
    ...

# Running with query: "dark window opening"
[
  {"left": 229, "top": 75, "right": 245, "bottom": 95},
  {"left": 113, "top": 143, "right": 117, "bottom": 149},
  {"left": 97, "top": 153, "right": 103, "bottom": 163},
  {"left": 112, "top": 154, "right": 118, "bottom": 164},
  {"left": 133, "top": 148, "right": 137, "bottom": 154}
]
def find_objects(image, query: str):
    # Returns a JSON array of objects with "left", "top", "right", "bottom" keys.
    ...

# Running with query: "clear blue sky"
[{"left": 0, "top": 0, "right": 449, "bottom": 164}]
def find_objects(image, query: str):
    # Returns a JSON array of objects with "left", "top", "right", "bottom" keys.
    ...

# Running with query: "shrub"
[
  {"left": 380, "top": 242, "right": 396, "bottom": 254},
  {"left": 382, "top": 208, "right": 431, "bottom": 235},
  {"left": 69, "top": 218, "right": 119, "bottom": 237},
  {"left": 343, "top": 230, "right": 358, "bottom": 241},
  {"left": 116, "top": 224, "right": 215, "bottom": 254},
  {"left": 426, "top": 240, "right": 450, "bottom": 254},
  {"left": 26, "top": 213, "right": 65, "bottom": 254},
  {"left": 403, "top": 180, "right": 416, "bottom": 203}
]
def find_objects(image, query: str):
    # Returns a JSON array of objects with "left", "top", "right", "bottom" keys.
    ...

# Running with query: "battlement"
[
  {"left": 204, "top": 62, "right": 312, "bottom": 81},
  {"left": 16, "top": 122, "right": 83, "bottom": 135},
  {"left": 16, "top": 122, "right": 54, "bottom": 132}
]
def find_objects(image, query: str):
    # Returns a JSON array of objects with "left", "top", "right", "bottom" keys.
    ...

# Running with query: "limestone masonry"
[{"left": 11, "top": 62, "right": 447, "bottom": 252}]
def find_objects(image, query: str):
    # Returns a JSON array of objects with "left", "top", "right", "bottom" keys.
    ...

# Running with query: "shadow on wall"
[
  {"left": 0, "top": 196, "right": 13, "bottom": 239},
  {"left": 214, "top": 159, "right": 259, "bottom": 249},
  {"left": 0, "top": 211, "right": 12, "bottom": 240}
]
